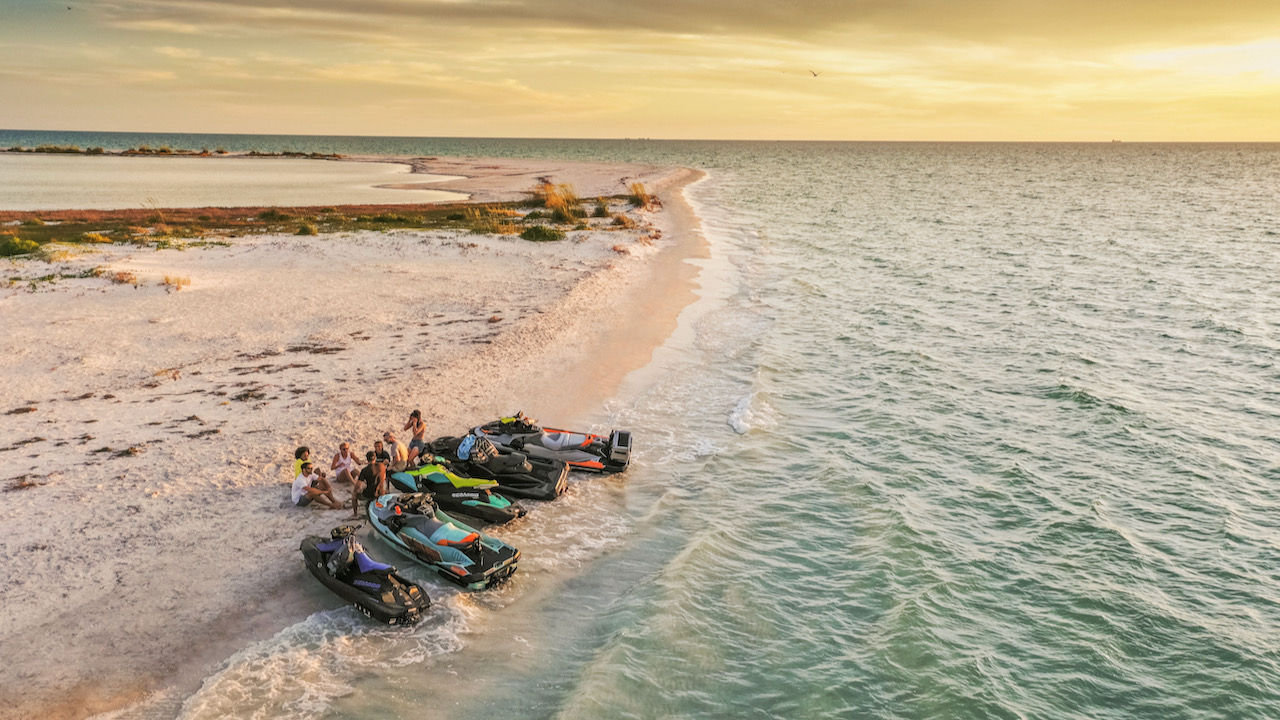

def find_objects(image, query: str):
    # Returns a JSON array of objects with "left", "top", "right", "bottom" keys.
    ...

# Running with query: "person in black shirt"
[{"left": 352, "top": 452, "right": 388, "bottom": 517}]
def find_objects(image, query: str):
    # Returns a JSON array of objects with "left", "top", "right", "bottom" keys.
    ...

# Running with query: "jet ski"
[
  {"left": 300, "top": 525, "right": 431, "bottom": 625},
  {"left": 388, "top": 460, "right": 526, "bottom": 525},
  {"left": 427, "top": 433, "right": 568, "bottom": 500},
  {"left": 368, "top": 492, "right": 520, "bottom": 590},
  {"left": 475, "top": 411, "right": 632, "bottom": 473}
]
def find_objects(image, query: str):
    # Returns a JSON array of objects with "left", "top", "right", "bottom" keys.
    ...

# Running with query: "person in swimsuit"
[
  {"left": 330, "top": 441, "right": 361, "bottom": 484},
  {"left": 403, "top": 410, "right": 427, "bottom": 464}
]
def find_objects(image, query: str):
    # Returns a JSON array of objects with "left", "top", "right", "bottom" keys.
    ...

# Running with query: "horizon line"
[{"left": 3, "top": 128, "right": 1279, "bottom": 144}]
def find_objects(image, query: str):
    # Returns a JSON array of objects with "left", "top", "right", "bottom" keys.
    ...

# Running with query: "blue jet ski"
[
  {"left": 300, "top": 525, "right": 431, "bottom": 625},
  {"left": 368, "top": 492, "right": 520, "bottom": 590}
]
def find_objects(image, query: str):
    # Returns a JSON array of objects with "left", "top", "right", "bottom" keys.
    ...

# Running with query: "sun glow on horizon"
[{"left": 1, "top": 0, "right": 1277, "bottom": 141}]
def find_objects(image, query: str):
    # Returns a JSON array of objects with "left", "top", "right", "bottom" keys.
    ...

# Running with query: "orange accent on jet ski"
[{"left": 438, "top": 533, "right": 480, "bottom": 546}]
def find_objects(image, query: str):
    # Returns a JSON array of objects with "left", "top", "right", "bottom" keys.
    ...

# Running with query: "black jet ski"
[
  {"left": 300, "top": 525, "right": 431, "bottom": 625},
  {"left": 475, "top": 411, "right": 632, "bottom": 473},
  {"left": 368, "top": 493, "right": 520, "bottom": 590},
  {"left": 387, "top": 460, "right": 526, "bottom": 525},
  {"left": 427, "top": 434, "right": 568, "bottom": 500}
]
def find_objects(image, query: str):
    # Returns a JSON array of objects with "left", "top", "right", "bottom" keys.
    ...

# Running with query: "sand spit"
[{"left": 0, "top": 160, "right": 705, "bottom": 720}]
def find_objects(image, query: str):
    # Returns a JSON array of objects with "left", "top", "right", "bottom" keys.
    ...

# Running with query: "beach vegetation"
[
  {"left": 23, "top": 218, "right": 45, "bottom": 226},
  {"left": 34, "top": 144, "right": 83, "bottom": 154},
  {"left": 627, "top": 182, "right": 652, "bottom": 209},
  {"left": 36, "top": 245, "right": 79, "bottom": 263},
  {"left": 81, "top": 232, "right": 114, "bottom": 244},
  {"left": 531, "top": 182, "right": 581, "bottom": 222},
  {"left": 520, "top": 225, "right": 564, "bottom": 242},
  {"left": 466, "top": 206, "right": 519, "bottom": 234},
  {"left": 296, "top": 222, "right": 318, "bottom": 235},
  {"left": 593, "top": 198, "right": 610, "bottom": 218},
  {"left": 611, "top": 214, "right": 637, "bottom": 229},
  {"left": 161, "top": 275, "right": 191, "bottom": 292},
  {"left": 0, "top": 235, "right": 39, "bottom": 256},
  {"left": 257, "top": 209, "right": 291, "bottom": 222},
  {"left": 109, "top": 270, "right": 138, "bottom": 286}
]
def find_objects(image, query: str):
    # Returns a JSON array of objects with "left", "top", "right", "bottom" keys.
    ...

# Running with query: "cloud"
[
  {"left": 93, "top": 0, "right": 1280, "bottom": 48},
  {"left": 154, "top": 46, "right": 201, "bottom": 58}
]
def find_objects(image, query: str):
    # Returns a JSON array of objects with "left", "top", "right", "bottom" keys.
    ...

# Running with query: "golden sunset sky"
[{"left": 1, "top": 0, "right": 1277, "bottom": 140}]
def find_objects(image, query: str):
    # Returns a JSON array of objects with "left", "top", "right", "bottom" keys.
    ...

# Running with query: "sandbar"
[{"left": 0, "top": 156, "right": 705, "bottom": 719}]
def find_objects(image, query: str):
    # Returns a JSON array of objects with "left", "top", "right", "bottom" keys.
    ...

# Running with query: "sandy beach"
[{"left": 0, "top": 157, "right": 705, "bottom": 720}]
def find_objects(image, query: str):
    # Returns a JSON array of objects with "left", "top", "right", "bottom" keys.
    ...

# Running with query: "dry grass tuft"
[
  {"left": 466, "top": 206, "right": 519, "bottom": 234},
  {"left": 110, "top": 270, "right": 138, "bottom": 286},
  {"left": 36, "top": 245, "right": 79, "bottom": 263},
  {"left": 161, "top": 275, "right": 191, "bottom": 292},
  {"left": 81, "top": 232, "right": 114, "bottom": 244},
  {"left": 611, "top": 214, "right": 637, "bottom": 229},
  {"left": 533, "top": 182, "right": 581, "bottom": 222},
  {"left": 627, "top": 182, "right": 652, "bottom": 209},
  {"left": 611, "top": 244, "right": 630, "bottom": 255}
]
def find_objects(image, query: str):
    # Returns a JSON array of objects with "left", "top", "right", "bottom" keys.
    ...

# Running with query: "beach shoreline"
[{"left": 0, "top": 158, "right": 706, "bottom": 720}]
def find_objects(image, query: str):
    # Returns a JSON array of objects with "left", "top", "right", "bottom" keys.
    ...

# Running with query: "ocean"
[{"left": 11, "top": 131, "right": 1279, "bottom": 719}]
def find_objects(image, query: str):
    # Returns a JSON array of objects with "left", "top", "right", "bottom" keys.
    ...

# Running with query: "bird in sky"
[{"left": 809, "top": 70, "right": 821, "bottom": 77}]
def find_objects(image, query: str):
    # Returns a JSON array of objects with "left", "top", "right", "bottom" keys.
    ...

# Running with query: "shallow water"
[
  {"left": 0, "top": 153, "right": 463, "bottom": 210},
  {"left": 35, "top": 132, "right": 1278, "bottom": 719}
]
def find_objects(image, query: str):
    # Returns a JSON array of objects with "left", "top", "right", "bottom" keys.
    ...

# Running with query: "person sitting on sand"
[
  {"left": 352, "top": 452, "right": 389, "bottom": 518},
  {"left": 403, "top": 410, "right": 427, "bottom": 463},
  {"left": 330, "top": 442, "right": 361, "bottom": 484},
  {"left": 383, "top": 431, "right": 410, "bottom": 472},
  {"left": 292, "top": 462, "right": 343, "bottom": 510},
  {"left": 293, "top": 446, "right": 311, "bottom": 478}
]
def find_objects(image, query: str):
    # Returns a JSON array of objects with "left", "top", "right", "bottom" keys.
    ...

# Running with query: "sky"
[{"left": 1, "top": 0, "right": 1277, "bottom": 141}]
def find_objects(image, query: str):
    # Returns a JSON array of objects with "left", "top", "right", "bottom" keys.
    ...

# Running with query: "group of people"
[{"left": 290, "top": 410, "right": 432, "bottom": 517}]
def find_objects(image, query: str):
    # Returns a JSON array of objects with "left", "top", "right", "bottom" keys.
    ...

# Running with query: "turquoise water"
[{"left": 22, "top": 131, "right": 1277, "bottom": 718}]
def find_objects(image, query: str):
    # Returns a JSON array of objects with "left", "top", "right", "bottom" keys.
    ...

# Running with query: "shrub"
[
  {"left": 82, "top": 232, "right": 113, "bottom": 243},
  {"left": 0, "top": 236, "right": 39, "bottom": 256},
  {"left": 593, "top": 199, "right": 609, "bottom": 218},
  {"left": 257, "top": 209, "right": 290, "bottom": 221},
  {"left": 23, "top": 218, "right": 45, "bottom": 226},
  {"left": 628, "top": 182, "right": 651, "bottom": 209},
  {"left": 87, "top": 147, "right": 105, "bottom": 155},
  {"left": 109, "top": 270, "right": 138, "bottom": 286},
  {"left": 296, "top": 223, "right": 318, "bottom": 236},
  {"left": 520, "top": 225, "right": 565, "bottom": 242}
]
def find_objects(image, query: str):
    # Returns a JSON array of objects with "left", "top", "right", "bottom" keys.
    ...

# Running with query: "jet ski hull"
[{"left": 300, "top": 534, "right": 431, "bottom": 625}]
